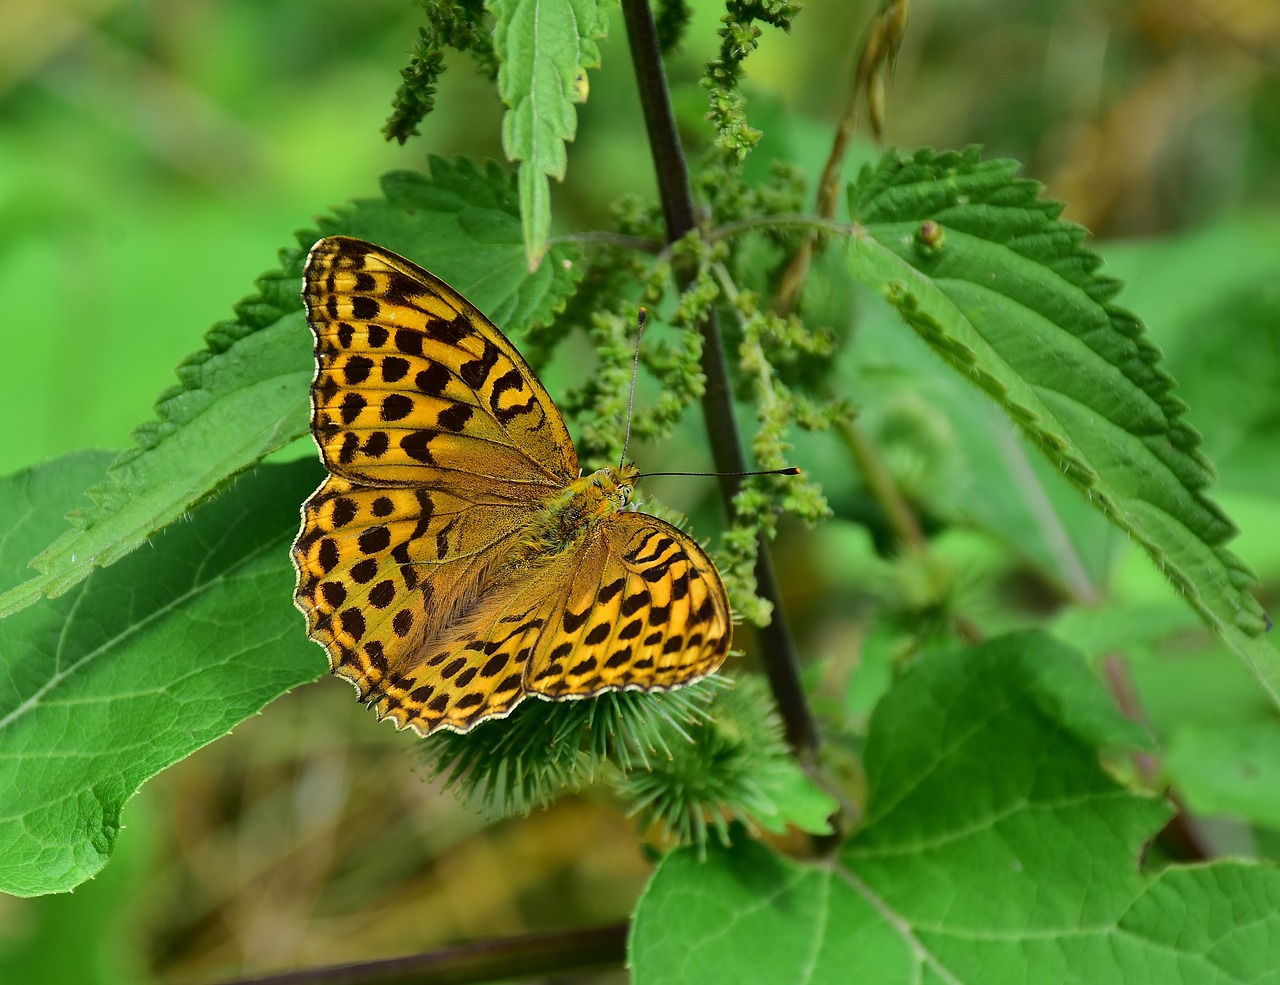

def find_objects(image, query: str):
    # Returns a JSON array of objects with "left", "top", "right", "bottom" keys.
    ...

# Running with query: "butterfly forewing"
[
  {"left": 293, "top": 236, "right": 734, "bottom": 736},
  {"left": 303, "top": 236, "right": 578, "bottom": 492}
]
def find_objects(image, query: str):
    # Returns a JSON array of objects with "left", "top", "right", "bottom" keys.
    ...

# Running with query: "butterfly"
[{"left": 291, "top": 237, "right": 732, "bottom": 735}]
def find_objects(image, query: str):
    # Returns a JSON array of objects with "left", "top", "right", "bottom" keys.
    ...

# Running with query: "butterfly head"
[{"left": 587, "top": 460, "right": 640, "bottom": 511}]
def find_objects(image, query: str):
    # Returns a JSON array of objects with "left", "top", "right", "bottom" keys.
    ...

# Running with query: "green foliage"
[
  {"left": 422, "top": 679, "right": 724, "bottom": 816},
  {"left": 0, "top": 159, "right": 580, "bottom": 621},
  {"left": 702, "top": 0, "right": 801, "bottom": 161},
  {"left": 384, "top": 0, "right": 496, "bottom": 144},
  {"left": 0, "top": 252, "right": 311, "bottom": 618},
  {"left": 4, "top": 2, "right": 1280, "bottom": 983},
  {"left": 632, "top": 635, "right": 1280, "bottom": 984},
  {"left": 846, "top": 147, "right": 1276, "bottom": 698},
  {"left": 493, "top": 0, "right": 608, "bottom": 262},
  {"left": 416, "top": 670, "right": 834, "bottom": 847},
  {"left": 618, "top": 675, "right": 836, "bottom": 848},
  {"left": 0, "top": 457, "right": 325, "bottom": 897}
]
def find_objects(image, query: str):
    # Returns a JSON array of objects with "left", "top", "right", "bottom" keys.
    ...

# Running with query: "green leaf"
[
  {"left": 0, "top": 158, "right": 581, "bottom": 620},
  {"left": 0, "top": 459, "right": 325, "bottom": 897},
  {"left": 1, "top": 256, "right": 312, "bottom": 617},
  {"left": 325, "top": 160, "right": 583, "bottom": 329},
  {"left": 632, "top": 633, "right": 1280, "bottom": 984},
  {"left": 0, "top": 451, "right": 116, "bottom": 595},
  {"left": 1166, "top": 720, "right": 1280, "bottom": 833},
  {"left": 1100, "top": 221, "right": 1280, "bottom": 501},
  {"left": 0, "top": 782, "right": 156, "bottom": 982},
  {"left": 845, "top": 147, "right": 1278, "bottom": 706},
  {"left": 839, "top": 283, "right": 1121, "bottom": 599},
  {"left": 749, "top": 760, "right": 837, "bottom": 837},
  {"left": 493, "top": 0, "right": 606, "bottom": 264}
]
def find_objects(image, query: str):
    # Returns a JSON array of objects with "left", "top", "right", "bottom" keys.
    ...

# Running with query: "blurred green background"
[{"left": 3, "top": 0, "right": 1280, "bottom": 982}]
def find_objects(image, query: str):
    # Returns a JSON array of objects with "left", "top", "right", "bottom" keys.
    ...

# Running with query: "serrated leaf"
[
  {"left": 844, "top": 147, "right": 1278, "bottom": 707},
  {"left": 493, "top": 0, "right": 606, "bottom": 264},
  {"left": 1102, "top": 219, "right": 1280, "bottom": 498},
  {"left": 0, "top": 157, "right": 582, "bottom": 620},
  {"left": 3, "top": 259, "right": 313, "bottom": 615},
  {"left": 0, "top": 459, "right": 325, "bottom": 897},
  {"left": 0, "top": 451, "right": 117, "bottom": 594},
  {"left": 840, "top": 285, "right": 1121, "bottom": 599},
  {"left": 632, "top": 633, "right": 1280, "bottom": 984}
]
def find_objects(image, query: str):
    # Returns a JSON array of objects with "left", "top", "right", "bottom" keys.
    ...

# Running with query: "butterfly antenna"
[
  {"left": 619, "top": 307, "right": 646, "bottom": 468},
  {"left": 637, "top": 467, "right": 802, "bottom": 480}
]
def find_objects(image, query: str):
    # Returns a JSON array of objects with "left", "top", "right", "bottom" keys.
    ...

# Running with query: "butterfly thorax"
[{"left": 519, "top": 462, "right": 640, "bottom": 559}]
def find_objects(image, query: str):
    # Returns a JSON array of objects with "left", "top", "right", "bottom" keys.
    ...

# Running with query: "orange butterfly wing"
[{"left": 292, "top": 237, "right": 732, "bottom": 735}]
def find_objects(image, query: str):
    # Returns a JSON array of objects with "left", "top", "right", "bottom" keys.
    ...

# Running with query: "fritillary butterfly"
[{"left": 291, "top": 237, "right": 732, "bottom": 735}]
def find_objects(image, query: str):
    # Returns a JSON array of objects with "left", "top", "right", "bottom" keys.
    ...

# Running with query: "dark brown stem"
[
  {"left": 620, "top": 0, "right": 819, "bottom": 757},
  {"left": 201, "top": 922, "right": 629, "bottom": 985}
]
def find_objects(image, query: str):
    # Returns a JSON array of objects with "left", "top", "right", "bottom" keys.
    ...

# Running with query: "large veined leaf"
[
  {"left": 0, "top": 158, "right": 581, "bottom": 619},
  {"left": 844, "top": 147, "right": 1277, "bottom": 704},
  {"left": 0, "top": 457, "right": 325, "bottom": 897},
  {"left": 632, "top": 633, "right": 1280, "bottom": 984}
]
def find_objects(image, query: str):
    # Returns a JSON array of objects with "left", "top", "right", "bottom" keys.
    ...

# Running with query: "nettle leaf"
[
  {"left": 0, "top": 254, "right": 311, "bottom": 618},
  {"left": 844, "top": 147, "right": 1278, "bottom": 706},
  {"left": 0, "top": 458, "right": 325, "bottom": 897},
  {"left": 493, "top": 0, "right": 606, "bottom": 263},
  {"left": 1103, "top": 219, "right": 1280, "bottom": 498},
  {"left": 840, "top": 288, "right": 1121, "bottom": 600},
  {"left": 632, "top": 633, "right": 1280, "bottom": 984},
  {"left": 0, "top": 157, "right": 581, "bottom": 619},
  {"left": 325, "top": 158, "right": 582, "bottom": 329}
]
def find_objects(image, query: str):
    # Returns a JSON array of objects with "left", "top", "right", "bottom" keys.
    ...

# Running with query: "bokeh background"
[{"left": 3, "top": 1, "right": 1280, "bottom": 982}]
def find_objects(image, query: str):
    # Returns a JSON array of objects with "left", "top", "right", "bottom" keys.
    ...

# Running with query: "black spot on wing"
[
  {"left": 430, "top": 313, "right": 471, "bottom": 345},
  {"left": 459, "top": 339, "right": 501, "bottom": 391},
  {"left": 352, "top": 296, "right": 380, "bottom": 321},
  {"left": 343, "top": 355, "right": 373, "bottom": 384},
  {"left": 438, "top": 404, "right": 474, "bottom": 432},
  {"left": 382, "top": 356, "right": 410, "bottom": 383},
  {"left": 416, "top": 362, "right": 451, "bottom": 396}
]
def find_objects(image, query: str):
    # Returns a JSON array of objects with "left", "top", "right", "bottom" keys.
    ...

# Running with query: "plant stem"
[
  {"left": 207, "top": 922, "right": 629, "bottom": 985},
  {"left": 837, "top": 414, "right": 926, "bottom": 551},
  {"left": 620, "top": 0, "right": 819, "bottom": 758}
]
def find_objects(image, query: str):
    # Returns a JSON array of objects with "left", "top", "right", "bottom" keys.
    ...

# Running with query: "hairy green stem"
[
  {"left": 207, "top": 922, "right": 628, "bottom": 985},
  {"left": 620, "top": 0, "right": 819, "bottom": 757}
]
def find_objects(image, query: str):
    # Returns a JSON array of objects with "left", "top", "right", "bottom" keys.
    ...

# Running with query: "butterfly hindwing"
[
  {"left": 523, "top": 513, "right": 732, "bottom": 700},
  {"left": 362, "top": 513, "right": 732, "bottom": 734}
]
